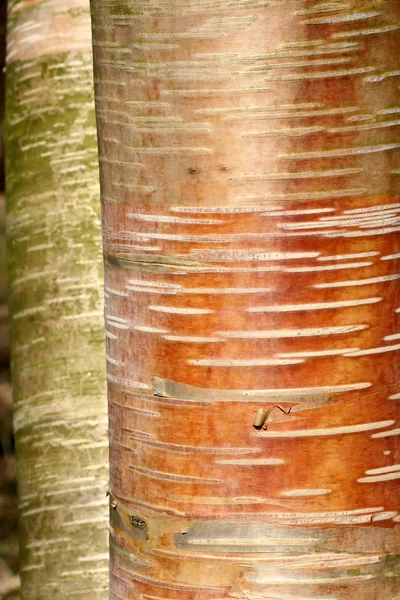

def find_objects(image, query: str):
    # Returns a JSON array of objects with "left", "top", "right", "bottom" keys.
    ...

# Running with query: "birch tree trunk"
[
  {"left": 91, "top": 1, "right": 400, "bottom": 598},
  {"left": 5, "top": 1, "right": 108, "bottom": 598}
]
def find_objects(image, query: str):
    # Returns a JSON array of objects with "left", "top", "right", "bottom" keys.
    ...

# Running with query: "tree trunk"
[
  {"left": 5, "top": 1, "right": 108, "bottom": 598},
  {"left": 91, "top": 2, "right": 400, "bottom": 598}
]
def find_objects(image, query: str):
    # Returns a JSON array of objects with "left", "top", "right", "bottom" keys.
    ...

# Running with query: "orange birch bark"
[{"left": 90, "top": 1, "right": 400, "bottom": 598}]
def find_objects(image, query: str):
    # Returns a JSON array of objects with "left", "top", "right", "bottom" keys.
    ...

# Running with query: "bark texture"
[
  {"left": 91, "top": 1, "right": 400, "bottom": 598},
  {"left": 5, "top": 1, "right": 108, "bottom": 598}
]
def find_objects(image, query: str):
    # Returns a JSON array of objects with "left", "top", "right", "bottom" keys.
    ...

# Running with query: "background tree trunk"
[
  {"left": 91, "top": 1, "right": 400, "bottom": 598},
  {"left": 0, "top": 4, "right": 20, "bottom": 596},
  {"left": 5, "top": 1, "right": 108, "bottom": 598}
]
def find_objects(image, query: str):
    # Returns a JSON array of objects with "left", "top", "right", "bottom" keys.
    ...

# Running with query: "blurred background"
[{"left": 0, "top": 2, "right": 20, "bottom": 598}]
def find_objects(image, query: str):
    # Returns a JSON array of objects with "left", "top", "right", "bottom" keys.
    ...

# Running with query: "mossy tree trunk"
[
  {"left": 5, "top": 1, "right": 108, "bottom": 598},
  {"left": 91, "top": 1, "right": 400, "bottom": 599}
]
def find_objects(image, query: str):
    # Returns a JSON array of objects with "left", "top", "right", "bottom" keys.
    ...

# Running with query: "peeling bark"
[
  {"left": 5, "top": 1, "right": 108, "bottom": 598},
  {"left": 91, "top": 1, "right": 400, "bottom": 598}
]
